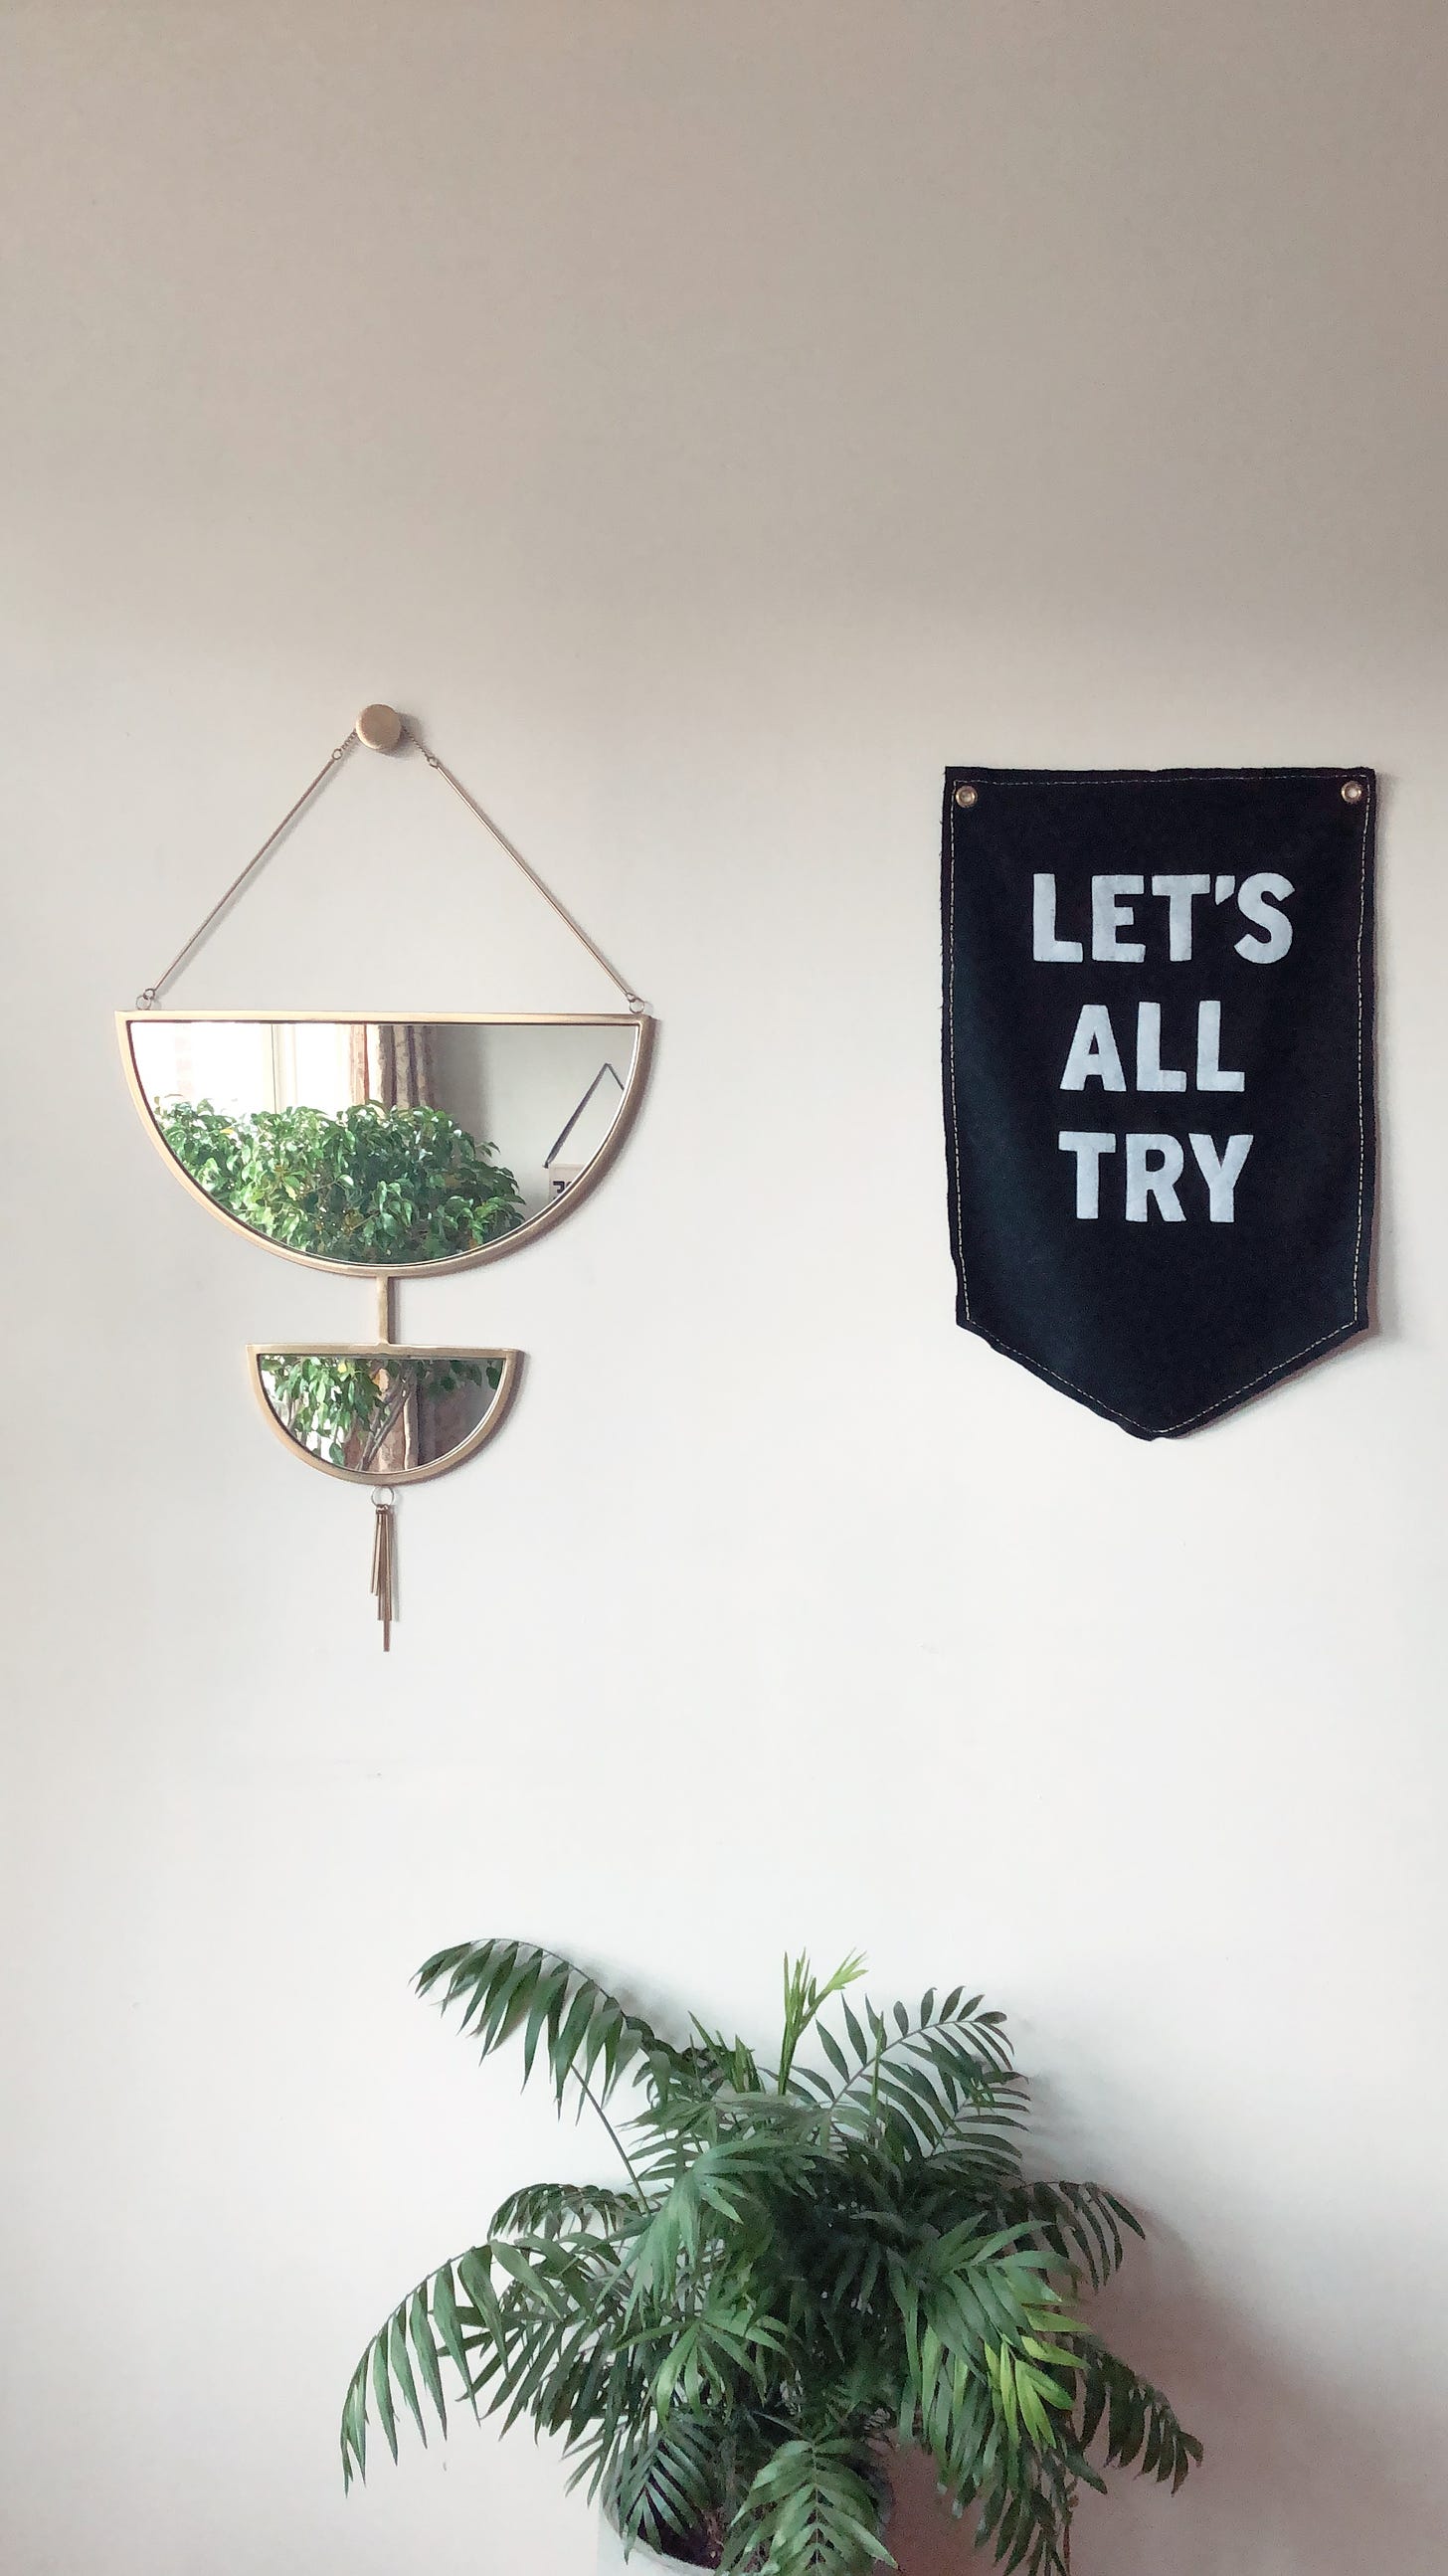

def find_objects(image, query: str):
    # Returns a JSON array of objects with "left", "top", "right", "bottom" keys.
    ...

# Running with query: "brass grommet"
[
  {"left": 1341, "top": 778, "right": 1365, "bottom": 805},
  {"left": 955, "top": 783, "right": 979, "bottom": 809}
]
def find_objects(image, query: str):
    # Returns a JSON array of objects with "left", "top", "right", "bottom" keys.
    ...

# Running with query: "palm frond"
[
  {"left": 971, "top": 2181, "right": 1144, "bottom": 2292},
  {"left": 341, "top": 2249, "right": 494, "bottom": 2485},
  {"left": 624, "top": 2129, "right": 816, "bottom": 2310},
  {"left": 682, "top": 2021, "right": 768, "bottom": 2099},
  {"left": 727, "top": 2435, "right": 894, "bottom": 2576},
  {"left": 1078, "top": 2348, "right": 1202, "bottom": 2490},
  {"left": 890, "top": 2224, "right": 1084, "bottom": 2496},
  {"left": 342, "top": 2232, "right": 631, "bottom": 2486},
  {"left": 630, "top": 2290, "right": 788, "bottom": 2418},
  {"left": 605, "top": 2408, "right": 722, "bottom": 2557},
  {"left": 490, "top": 2180, "right": 637, "bottom": 2241},
  {"left": 416, "top": 1937, "right": 685, "bottom": 2110},
  {"left": 972, "top": 2451, "right": 1076, "bottom": 2576},
  {"left": 793, "top": 1987, "right": 1025, "bottom": 2159}
]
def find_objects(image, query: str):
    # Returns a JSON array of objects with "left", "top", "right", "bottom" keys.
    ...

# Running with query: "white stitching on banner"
[
  {"left": 1351, "top": 786, "right": 1371, "bottom": 1308},
  {"left": 976, "top": 768, "right": 1341, "bottom": 787},
  {"left": 946, "top": 793, "right": 970, "bottom": 1322},
  {"left": 944, "top": 772, "right": 1372, "bottom": 1435},
  {"left": 1158, "top": 1318, "right": 1358, "bottom": 1433},
  {"left": 965, "top": 1313, "right": 1360, "bottom": 1438}
]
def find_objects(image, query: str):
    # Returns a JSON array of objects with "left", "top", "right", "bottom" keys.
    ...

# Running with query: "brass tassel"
[{"left": 370, "top": 1490, "right": 396, "bottom": 1650}]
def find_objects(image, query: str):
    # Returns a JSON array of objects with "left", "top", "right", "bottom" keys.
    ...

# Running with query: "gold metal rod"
[
  {"left": 122, "top": 1007, "right": 641, "bottom": 1023},
  {"left": 405, "top": 726, "right": 645, "bottom": 1012},
  {"left": 371, "top": 1499, "right": 395, "bottom": 1651},
  {"left": 138, "top": 735, "right": 357, "bottom": 1006}
]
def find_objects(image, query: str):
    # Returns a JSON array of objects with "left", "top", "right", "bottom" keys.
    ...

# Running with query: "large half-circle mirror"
[
  {"left": 249, "top": 1345, "right": 522, "bottom": 1484},
  {"left": 118, "top": 1012, "right": 652, "bottom": 1274}
]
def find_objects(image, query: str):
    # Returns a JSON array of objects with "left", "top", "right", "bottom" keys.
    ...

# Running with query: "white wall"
[{"left": 2, "top": 6, "right": 1445, "bottom": 2572}]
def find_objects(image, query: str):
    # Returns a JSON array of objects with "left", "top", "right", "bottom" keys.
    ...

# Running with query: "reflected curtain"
[{"left": 348, "top": 1021, "right": 437, "bottom": 1109}]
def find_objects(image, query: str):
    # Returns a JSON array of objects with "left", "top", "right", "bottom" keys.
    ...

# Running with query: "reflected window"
[
  {"left": 138, "top": 1019, "right": 353, "bottom": 1115},
  {"left": 545, "top": 1063, "right": 626, "bottom": 1197}
]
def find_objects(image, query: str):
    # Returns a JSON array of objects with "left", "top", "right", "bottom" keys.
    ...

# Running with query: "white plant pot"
[{"left": 597, "top": 2509, "right": 695, "bottom": 2573}]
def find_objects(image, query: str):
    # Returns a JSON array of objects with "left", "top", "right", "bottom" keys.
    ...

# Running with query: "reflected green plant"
[
  {"left": 155, "top": 1098, "right": 524, "bottom": 1262},
  {"left": 260, "top": 1353, "right": 498, "bottom": 1470}
]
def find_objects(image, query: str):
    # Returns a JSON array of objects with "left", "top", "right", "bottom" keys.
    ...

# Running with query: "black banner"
[{"left": 941, "top": 766, "right": 1375, "bottom": 1438}]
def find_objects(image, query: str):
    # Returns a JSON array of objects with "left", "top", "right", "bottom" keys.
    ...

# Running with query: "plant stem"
[{"left": 575, "top": 2071, "right": 647, "bottom": 2201}]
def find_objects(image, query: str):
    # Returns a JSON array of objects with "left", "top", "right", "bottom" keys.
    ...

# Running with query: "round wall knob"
[{"left": 356, "top": 703, "right": 404, "bottom": 752}]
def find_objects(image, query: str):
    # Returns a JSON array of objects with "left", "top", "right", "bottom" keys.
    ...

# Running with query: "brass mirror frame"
[
  {"left": 116, "top": 1009, "right": 654, "bottom": 1277},
  {"left": 247, "top": 1343, "right": 523, "bottom": 1486}
]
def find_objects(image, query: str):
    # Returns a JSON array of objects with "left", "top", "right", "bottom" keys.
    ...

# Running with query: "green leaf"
[
  {"left": 389, "top": 2311, "right": 427, "bottom": 2446},
  {"left": 370, "top": 2332, "right": 398, "bottom": 2464},
  {"left": 408, "top": 2289, "right": 447, "bottom": 2432},
  {"left": 431, "top": 2264, "right": 477, "bottom": 2415},
  {"left": 817, "top": 2023, "right": 851, "bottom": 2083}
]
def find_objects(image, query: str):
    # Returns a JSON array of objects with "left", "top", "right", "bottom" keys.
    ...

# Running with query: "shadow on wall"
[
  {"left": 889, "top": 2266, "right": 1447, "bottom": 2576},
  {"left": 887, "top": 2445, "right": 993, "bottom": 2572}
]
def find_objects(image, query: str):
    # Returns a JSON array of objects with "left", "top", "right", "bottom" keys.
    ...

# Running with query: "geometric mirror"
[
  {"left": 249, "top": 1344, "right": 523, "bottom": 1482},
  {"left": 119, "top": 1012, "right": 653, "bottom": 1274},
  {"left": 116, "top": 704, "right": 654, "bottom": 1649}
]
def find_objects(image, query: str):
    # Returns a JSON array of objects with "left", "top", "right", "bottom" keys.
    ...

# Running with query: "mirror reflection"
[
  {"left": 126, "top": 1015, "right": 644, "bottom": 1269},
  {"left": 252, "top": 1347, "right": 519, "bottom": 1483}
]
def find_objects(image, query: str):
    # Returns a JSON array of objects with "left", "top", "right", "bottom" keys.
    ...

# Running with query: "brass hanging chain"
[
  {"left": 136, "top": 735, "right": 357, "bottom": 1007},
  {"left": 403, "top": 724, "right": 645, "bottom": 1012},
  {"left": 133, "top": 708, "right": 647, "bottom": 1014}
]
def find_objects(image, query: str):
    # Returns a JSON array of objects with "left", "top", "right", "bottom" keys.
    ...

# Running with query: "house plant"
[{"left": 342, "top": 1943, "right": 1200, "bottom": 2573}]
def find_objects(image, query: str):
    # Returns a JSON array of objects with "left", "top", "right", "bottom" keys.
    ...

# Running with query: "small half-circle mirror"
[
  {"left": 120, "top": 1012, "right": 652, "bottom": 1274},
  {"left": 249, "top": 1345, "right": 522, "bottom": 1484}
]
